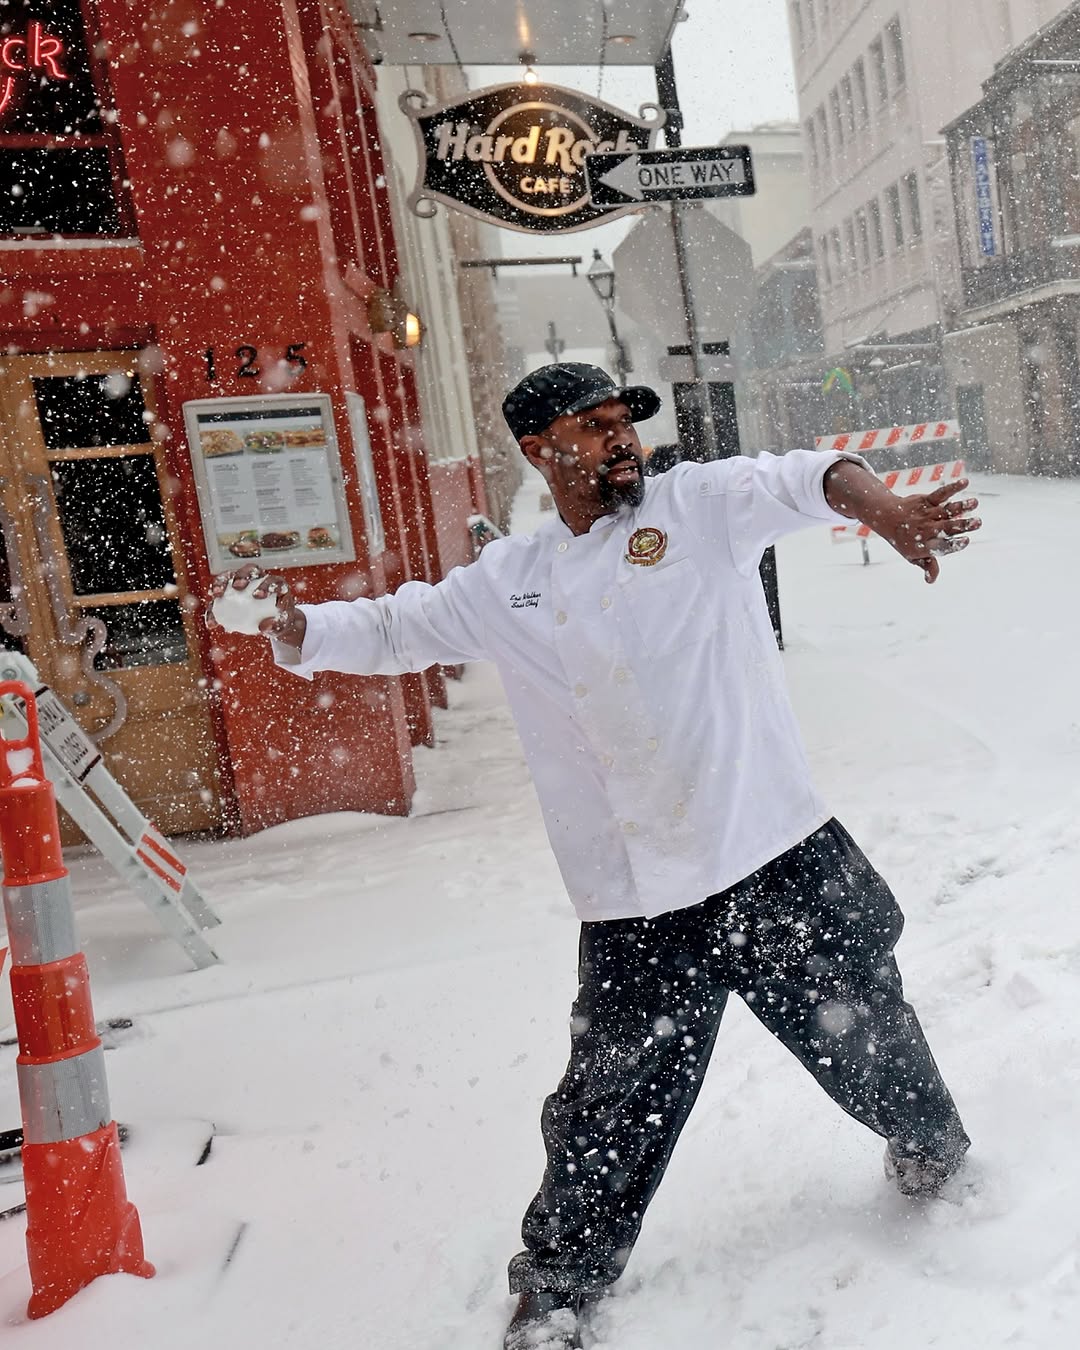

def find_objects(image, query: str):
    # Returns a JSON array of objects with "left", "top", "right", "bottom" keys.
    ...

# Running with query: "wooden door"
[{"left": 0, "top": 351, "right": 224, "bottom": 835}]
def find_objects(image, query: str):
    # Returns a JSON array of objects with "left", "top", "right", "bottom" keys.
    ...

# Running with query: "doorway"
[
  {"left": 0, "top": 351, "right": 223, "bottom": 835},
  {"left": 957, "top": 384, "right": 991, "bottom": 472}
]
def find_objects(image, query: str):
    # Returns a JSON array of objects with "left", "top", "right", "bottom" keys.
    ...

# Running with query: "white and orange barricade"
[
  {"left": 817, "top": 420, "right": 967, "bottom": 554},
  {"left": 829, "top": 459, "right": 968, "bottom": 545},
  {"left": 816, "top": 419, "right": 960, "bottom": 456},
  {"left": 0, "top": 680, "right": 154, "bottom": 1318}
]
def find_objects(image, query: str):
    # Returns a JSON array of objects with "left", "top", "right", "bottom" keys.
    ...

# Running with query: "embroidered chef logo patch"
[{"left": 625, "top": 527, "right": 669, "bottom": 567}]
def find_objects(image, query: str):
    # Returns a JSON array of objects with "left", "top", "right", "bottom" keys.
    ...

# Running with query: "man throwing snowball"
[{"left": 208, "top": 364, "right": 979, "bottom": 1350}]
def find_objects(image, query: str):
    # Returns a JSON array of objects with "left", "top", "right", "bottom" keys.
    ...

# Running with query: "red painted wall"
[
  {"left": 428, "top": 460, "right": 478, "bottom": 574},
  {"left": 0, "top": 0, "right": 462, "bottom": 833}
]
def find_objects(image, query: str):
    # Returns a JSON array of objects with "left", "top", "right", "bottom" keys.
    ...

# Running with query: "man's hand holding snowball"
[{"left": 206, "top": 565, "right": 307, "bottom": 648}]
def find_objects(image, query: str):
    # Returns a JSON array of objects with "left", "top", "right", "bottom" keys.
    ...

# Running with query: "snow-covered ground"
[{"left": 3, "top": 469, "right": 1080, "bottom": 1348}]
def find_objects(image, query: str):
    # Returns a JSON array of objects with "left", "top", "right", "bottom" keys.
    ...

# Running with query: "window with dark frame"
[
  {"left": 841, "top": 74, "right": 856, "bottom": 141},
  {"left": 903, "top": 170, "right": 923, "bottom": 239},
  {"left": 871, "top": 36, "right": 889, "bottom": 107},
  {"left": 830, "top": 227, "right": 843, "bottom": 279},
  {"left": 856, "top": 207, "right": 871, "bottom": 269},
  {"left": 886, "top": 181, "right": 904, "bottom": 248},
  {"left": 830, "top": 88, "right": 845, "bottom": 149},
  {"left": 817, "top": 104, "right": 830, "bottom": 165},
  {"left": 869, "top": 197, "right": 886, "bottom": 258},
  {"left": 805, "top": 118, "right": 818, "bottom": 175},
  {"left": 854, "top": 58, "right": 870, "bottom": 125},
  {"left": 887, "top": 17, "right": 907, "bottom": 91},
  {"left": 32, "top": 367, "right": 188, "bottom": 670},
  {"left": 0, "top": 0, "right": 134, "bottom": 238}
]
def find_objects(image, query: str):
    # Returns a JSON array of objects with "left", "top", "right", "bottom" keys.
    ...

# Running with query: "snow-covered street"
[{"left": 3, "top": 469, "right": 1080, "bottom": 1349}]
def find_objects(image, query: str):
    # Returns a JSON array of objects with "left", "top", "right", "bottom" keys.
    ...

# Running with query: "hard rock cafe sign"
[{"left": 400, "top": 83, "right": 666, "bottom": 234}]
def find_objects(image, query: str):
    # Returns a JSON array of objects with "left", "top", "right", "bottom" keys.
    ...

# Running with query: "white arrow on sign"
[{"left": 599, "top": 154, "right": 646, "bottom": 201}]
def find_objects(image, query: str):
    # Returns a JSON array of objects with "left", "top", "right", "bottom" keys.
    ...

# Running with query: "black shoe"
[
  {"left": 883, "top": 1143, "right": 954, "bottom": 1197},
  {"left": 503, "top": 1289, "right": 586, "bottom": 1350}
]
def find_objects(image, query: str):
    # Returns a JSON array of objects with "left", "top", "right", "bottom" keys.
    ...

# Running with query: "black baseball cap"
[{"left": 502, "top": 363, "right": 662, "bottom": 442}]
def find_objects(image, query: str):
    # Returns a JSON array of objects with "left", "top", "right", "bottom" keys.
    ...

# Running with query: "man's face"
[{"left": 529, "top": 398, "right": 646, "bottom": 513}]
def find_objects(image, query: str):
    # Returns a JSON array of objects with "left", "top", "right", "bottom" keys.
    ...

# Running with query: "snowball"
[
  {"left": 6, "top": 747, "right": 34, "bottom": 778},
  {"left": 212, "top": 586, "right": 281, "bottom": 636}
]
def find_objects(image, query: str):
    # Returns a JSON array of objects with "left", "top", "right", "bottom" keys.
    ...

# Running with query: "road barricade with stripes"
[
  {"left": 815, "top": 420, "right": 960, "bottom": 456},
  {"left": 0, "top": 680, "right": 154, "bottom": 1318},
  {"left": 830, "top": 459, "right": 968, "bottom": 543},
  {"left": 817, "top": 421, "right": 967, "bottom": 550}
]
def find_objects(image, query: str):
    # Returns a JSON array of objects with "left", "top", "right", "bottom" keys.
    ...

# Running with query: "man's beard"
[{"left": 598, "top": 451, "right": 646, "bottom": 510}]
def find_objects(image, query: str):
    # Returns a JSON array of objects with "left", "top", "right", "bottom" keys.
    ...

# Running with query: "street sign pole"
[
  {"left": 645, "top": 52, "right": 783, "bottom": 646},
  {"left": 544, "top": 321, "right": 566, "bottom": 361},
  {"left": 655, "top": 47, "right": 714, "bottom": 462}
]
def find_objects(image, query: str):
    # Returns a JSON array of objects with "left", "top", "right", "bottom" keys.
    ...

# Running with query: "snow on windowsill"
[{"left": 0, "top": 237, "right": 142, "bottom": 251}]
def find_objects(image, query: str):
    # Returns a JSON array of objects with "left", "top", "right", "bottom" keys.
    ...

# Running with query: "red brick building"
[{"left": 0, "top": 0, "right": 490, "bottom": 837}]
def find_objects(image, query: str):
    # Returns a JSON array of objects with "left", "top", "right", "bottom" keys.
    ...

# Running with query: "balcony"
[{"left": 961, "top": 241, "right": 1080, "bottom": 311}]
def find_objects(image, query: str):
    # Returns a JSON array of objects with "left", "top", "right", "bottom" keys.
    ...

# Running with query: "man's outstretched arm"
[
  {"left": 824, "top": 460, "right": 982, "bottom": 584},
  {"left": 206, "top": 560, "right": 490, "bottom": 676}
]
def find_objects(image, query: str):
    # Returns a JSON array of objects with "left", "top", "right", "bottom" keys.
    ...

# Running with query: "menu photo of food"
[
  {"left": 306, "top": 524, "right": 339, "bottom": 550},
  {"left": 282, "top": 425, "right": 327, "bottom": 450},
  {"left": 259, "top": 530, "right": 301, "bottom": 552},
  {"left": 244, "top": 428, "right": 286, "bottom": 454},
  {"left": 223, "top": 530, "right": 262, "bottom": 559},
  {"left": 201, "top": 428, "right": 244, "bottom": 458}
]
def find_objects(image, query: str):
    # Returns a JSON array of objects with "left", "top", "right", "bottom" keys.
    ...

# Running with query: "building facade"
[
  {"left": 742, "top": 228, "right": 827, "bottom": 452},
  {"left": 705, "top": 122, "right": 813, "bottom": 270},
  {"left": 945, "top": 1, "right": 1080, "bottom": 474},
  {"left": 374, "top": 63, "right": 521, "bottom": 555},
  {"left": 0, "top": 0, "right": 488, "bottom": 838},
  {"left": 786, "top": 0, "right": 1060, "bottom": 432}
]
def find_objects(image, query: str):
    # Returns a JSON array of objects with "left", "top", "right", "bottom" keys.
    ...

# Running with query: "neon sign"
[{"left": 0, "top": 22, "right": 68, "bottom": 120}]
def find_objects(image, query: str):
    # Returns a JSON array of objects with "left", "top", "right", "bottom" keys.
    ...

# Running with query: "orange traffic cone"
[{"left": 0, "top": 680, "right": 154, "bottom": 1317}]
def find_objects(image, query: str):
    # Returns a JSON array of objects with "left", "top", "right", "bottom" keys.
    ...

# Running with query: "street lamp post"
[{"left": 587, "top": 249, "right": 631, "bottom": 385}]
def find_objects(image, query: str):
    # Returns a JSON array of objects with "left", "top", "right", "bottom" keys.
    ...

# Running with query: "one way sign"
[{"left": 585, "top": 144, "right": 756, "bottom": 206}]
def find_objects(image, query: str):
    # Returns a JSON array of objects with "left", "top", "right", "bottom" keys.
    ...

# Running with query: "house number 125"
[{"left": 205, "top": 343, "right": 309, "bottom": 383}]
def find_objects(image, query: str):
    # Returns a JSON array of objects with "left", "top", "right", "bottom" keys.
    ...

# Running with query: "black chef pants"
[{"left": 508, "top": 819, "right": 970, "bottom": 1295}]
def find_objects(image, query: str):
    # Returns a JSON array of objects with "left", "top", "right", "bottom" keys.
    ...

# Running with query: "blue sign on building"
[{"left": 971, "top": 136, "right": 997, "bottom": 258}]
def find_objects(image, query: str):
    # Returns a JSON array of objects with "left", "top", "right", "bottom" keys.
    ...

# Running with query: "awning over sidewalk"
[{"left": 350, "top": 0, "right": 684, "bottom": 67}]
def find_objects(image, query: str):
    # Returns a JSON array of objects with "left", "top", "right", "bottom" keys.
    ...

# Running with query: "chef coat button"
[
  {"left": 614, "top": 667, "right": 629, "bottom": 684},
  {"left": 574, "top": 683, "right": 588, "bottom": 699},
  {"left": 600, "top": 596, "right": 612, "bottom": 610},
  {"left": 622, "top": 821, "right": 638, "bottom": 835},
  {"left": 646, "top": 737, "right": 659, "bottom": 752},
  {"left": 557, "top": 542, "right": 569, "bottom": 553},
  {"left": 673, "top": 802, "right": 687, "bottom": 819},
  {"left": 555, "top": 611, "right": 568, "bottom": 625}
]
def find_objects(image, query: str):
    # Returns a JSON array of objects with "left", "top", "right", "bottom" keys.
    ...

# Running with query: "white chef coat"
[{"left": 275, "top": 449, "right": 867, "bottom": 922}]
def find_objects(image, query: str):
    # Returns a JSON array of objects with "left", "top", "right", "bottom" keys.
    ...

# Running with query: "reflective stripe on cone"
[{"left": 4, "top": 878, "right": 78, "bottom": 965}]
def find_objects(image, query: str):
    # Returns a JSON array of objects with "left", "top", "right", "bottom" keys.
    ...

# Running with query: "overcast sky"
[
  {"left": 658, "top": 0, "right": 799, "bottom": 137},
  {"left": 469, "top": 2, "right": 797, "bottom": 138}
]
